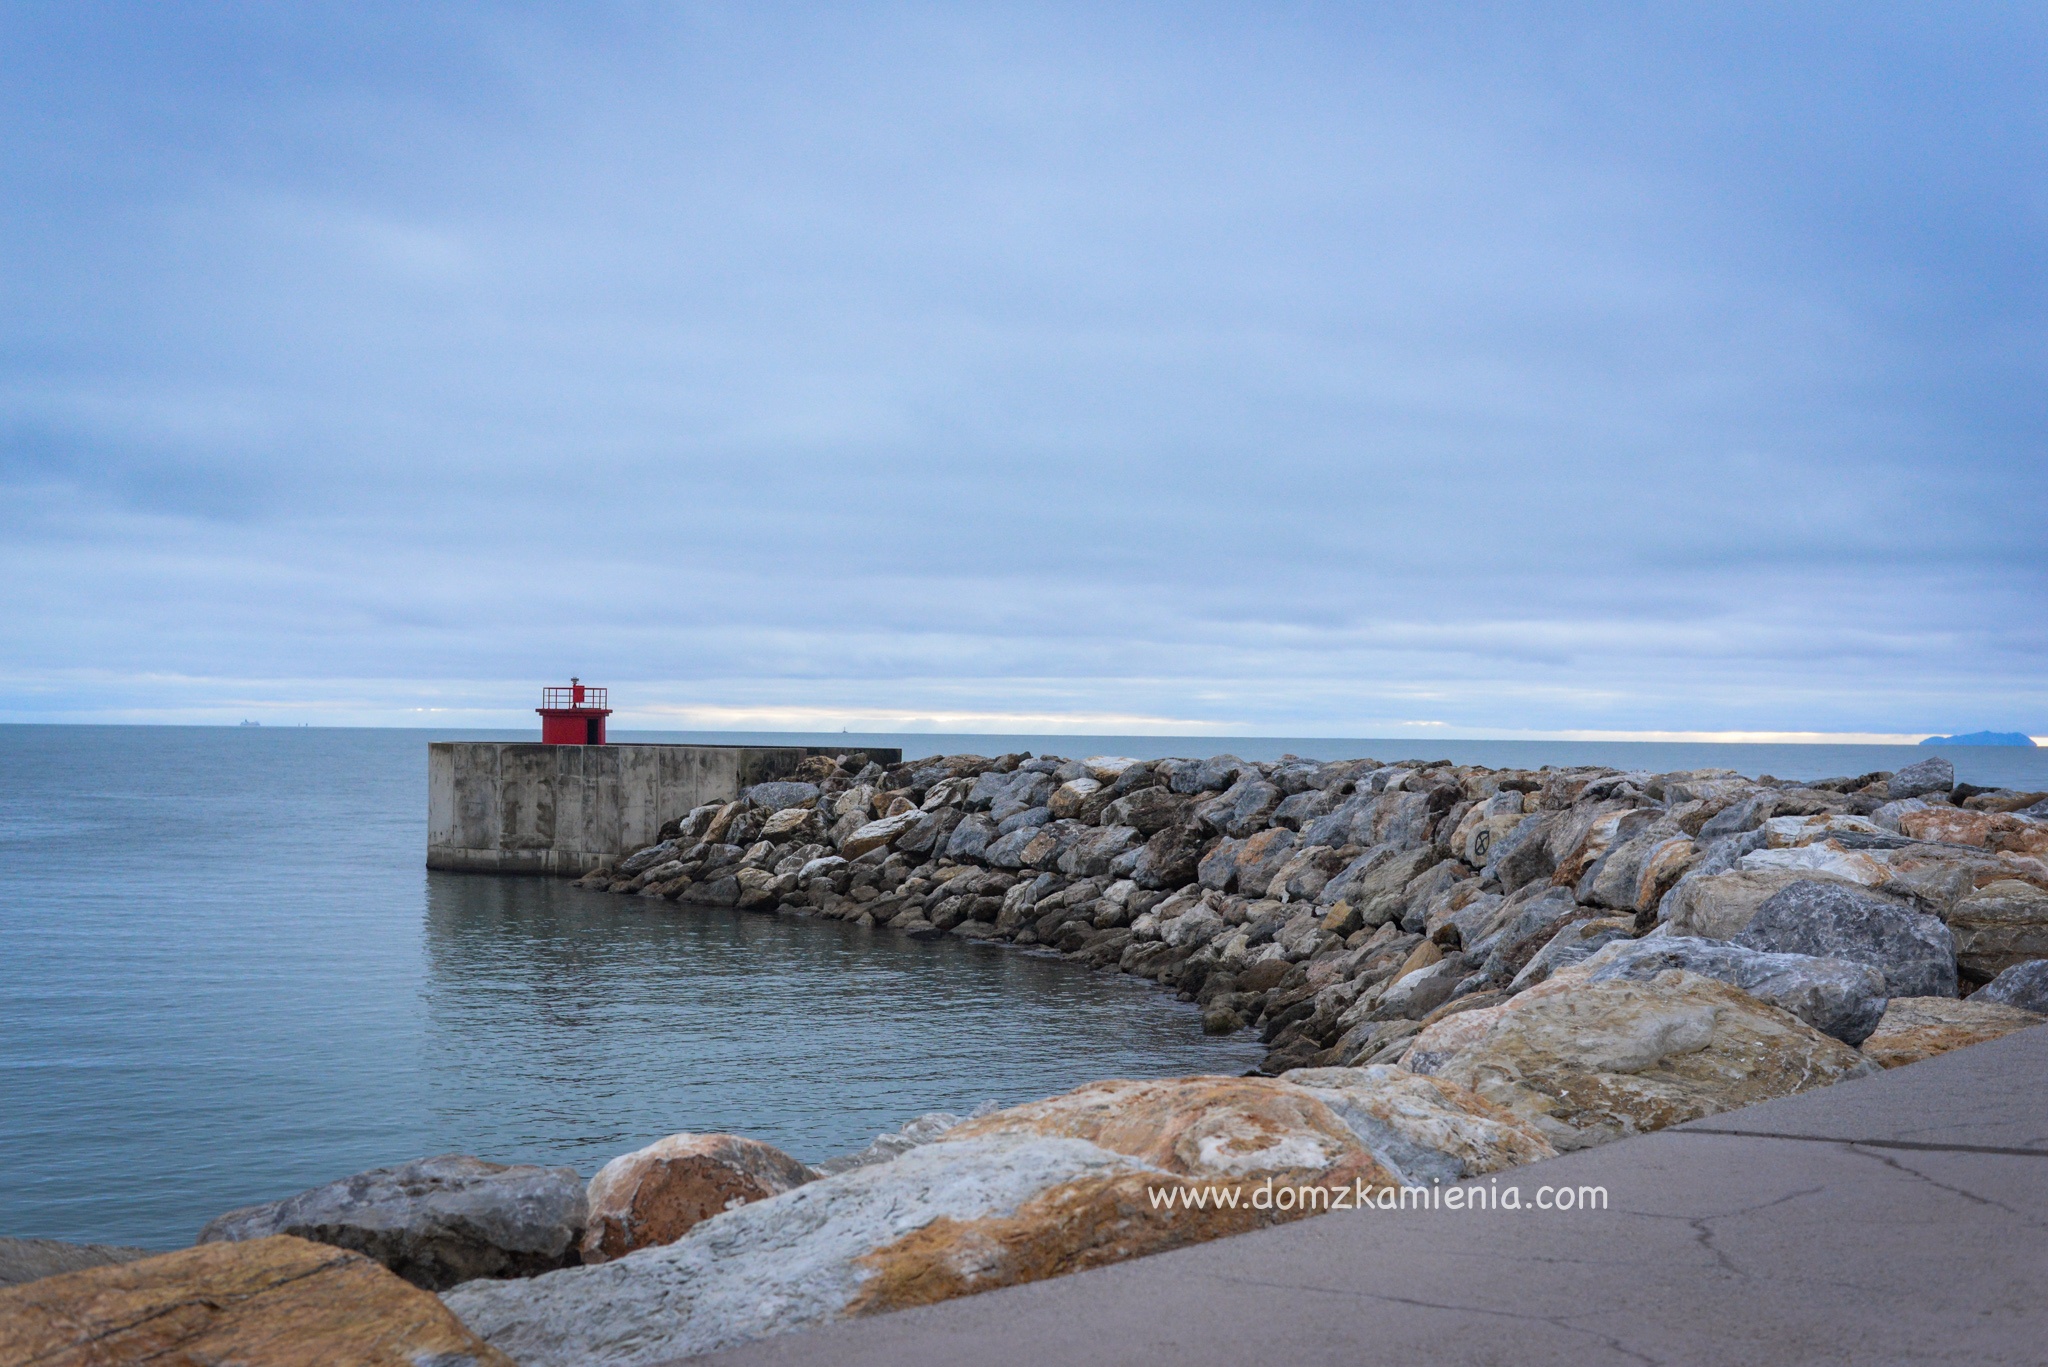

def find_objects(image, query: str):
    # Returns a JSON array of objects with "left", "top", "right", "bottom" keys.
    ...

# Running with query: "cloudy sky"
[{"left": 2, "top": 3, "right": 2042, "bottom": 739}]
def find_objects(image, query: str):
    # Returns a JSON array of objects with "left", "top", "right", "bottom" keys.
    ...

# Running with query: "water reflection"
[{"left": 420, "top": 874, "right": 1264, "bottom": 1169}]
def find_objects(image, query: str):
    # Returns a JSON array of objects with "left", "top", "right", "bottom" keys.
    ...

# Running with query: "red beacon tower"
[{"left": 537, "top": 678, "right": 611, "bottom": 745}]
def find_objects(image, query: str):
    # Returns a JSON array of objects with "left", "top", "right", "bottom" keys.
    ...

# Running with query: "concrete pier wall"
[{"left": 427, "top": 742, "right": 901, "bottom": 876}]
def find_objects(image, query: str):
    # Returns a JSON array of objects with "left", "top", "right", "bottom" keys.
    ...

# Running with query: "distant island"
[{"left": 1921, "top": 730, "right": 2036, "bottom": 747}]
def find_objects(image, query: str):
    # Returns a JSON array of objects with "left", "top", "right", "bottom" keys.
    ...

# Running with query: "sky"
[{"left": 1, "top": 2, "right": 2043, "bottom": 739}]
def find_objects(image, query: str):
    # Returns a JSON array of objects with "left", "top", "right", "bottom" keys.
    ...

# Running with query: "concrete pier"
[{"left": 426, "top": 742, "right": 900, "bottom": 876}]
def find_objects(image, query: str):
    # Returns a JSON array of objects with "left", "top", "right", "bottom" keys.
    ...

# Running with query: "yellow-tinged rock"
[
  {"left": 1431, "top": 969, "right": 1878, "bottom": 1150},
  {"left": 1390, "top": 937, "right": 1442, "bottom": 983},
  {"left": 1943, "top": 879, "right": 2048, "bottom": 978},
  {"left": 848, "top": 1075, "right": 1400, "bottom": 1317},
  {"left": 1282, "top": 1065, "right": 1557, "bottom": 1179},
  {"left": 1860, "top": 996, "right": 2045, "bottom": 1069},
  {"left": 0, "top": 1234, "right": 513, "bottom": 1367},
  {"left": 1899, "top": 807, "right": 2048, "bottom": 857},
  {"left": 582, "top": 1132, "right": 817, "bottom": 1264},
  {"left": 944, "top": 1075, "right": 1388, "bottom": 1184}
]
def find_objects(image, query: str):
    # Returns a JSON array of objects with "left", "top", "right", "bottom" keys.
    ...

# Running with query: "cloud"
[{"left": 0, "top": 4, "right": 2043, "bottom": 733}]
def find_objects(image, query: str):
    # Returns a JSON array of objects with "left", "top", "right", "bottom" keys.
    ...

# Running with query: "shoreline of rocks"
[
  {"left": 573, "top": 748, "right": 2048, "bottom": 1076},
  {"left": 11, "top": 748, "right": 2048, "bottom": 1366}
]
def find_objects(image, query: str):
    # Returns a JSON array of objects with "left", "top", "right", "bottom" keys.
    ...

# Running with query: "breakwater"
[{"left": 573, "top": 747, "right": 2048, "bottom": 1074}]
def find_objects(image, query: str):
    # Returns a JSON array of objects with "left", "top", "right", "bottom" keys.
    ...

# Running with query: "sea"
[{"left": 3, "top": 725, "right": 2043, "bottom": 1250}]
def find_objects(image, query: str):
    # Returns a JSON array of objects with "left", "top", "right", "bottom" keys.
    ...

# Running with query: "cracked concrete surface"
[{"left": 684, "top": 1026, "right": 2048, "bottom": 1367}]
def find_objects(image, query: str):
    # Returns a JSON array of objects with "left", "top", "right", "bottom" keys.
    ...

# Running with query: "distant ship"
[{"left": 239, "top": 720, "right": 260, "bottom": 727}]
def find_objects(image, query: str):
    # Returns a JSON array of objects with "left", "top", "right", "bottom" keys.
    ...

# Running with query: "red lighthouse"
[{"left": 537, "top": 678, "right": 611, "bottom": 745}]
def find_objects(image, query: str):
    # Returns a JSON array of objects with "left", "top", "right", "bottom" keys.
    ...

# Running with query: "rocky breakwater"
[{"left": 577, "top": 749, "right": 2048, "bottom": 1076}]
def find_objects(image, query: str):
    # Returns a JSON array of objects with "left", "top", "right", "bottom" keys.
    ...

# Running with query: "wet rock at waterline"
[
  {"left": 0, "top": 1236, "right": 515, "bottom": 1367},
  {"left": 581, "top": 1133, "right": 816, "bottom": 1264},
  {"left": 197, "top": 1154, "right": 587, "bottom": 1291}
]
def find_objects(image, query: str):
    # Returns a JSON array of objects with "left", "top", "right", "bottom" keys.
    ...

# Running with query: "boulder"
[
  {"left": 1483, "top": 812, "right": 1563, "bottom": 891},
  {"left": 1278, "top": 1066, "right": 1556, "bottom": 1182},
  {"left": 1858, "top": 996, "right": 2043, "bottom": 1069},
  {"left": 988, "top": 772, "right": 1058, "bottom": 823},
  {"left": 1103, "top": 787, "right": 1189, "bottom": 835},
  {"left": 1047, "top": 778, "right": 1106, "bottom": 821},
  {"left": 1131, "top": 821, "right": 1208, "bottom": 889},
  {"left": 1058, "top": 824, "right": 1141, "bottom": 878},
  {"left": 943, "top": 814, "right": 997, "bottom": 860},
  {"left": 1477, "top": 887, "right": 1592, "bottom": 982},
  {"left": 1083, "top": 755, "right": 1143, "bottom": 784},
  {"left": 1505, "top": 916, "right": 1637, "bottom": 991},
  {"left": 582, "top": 1134, "right": 816, "bottom": 1264},
  {"left": 1887, "top": 756, "right": 1955, "bottom": 800},
  {"left": 1739, "top": 842, "right": 1896, "bottom": 888},
  {"left": 1969, "top": 959, "right": 2048, "bottom": 1014},
  {"left": 759, "top": 806, "right": 825, "bottom": 841},
  {"left": 1733, "top": 880, "right": 1957, "bottom": 999},
  {"left": 1942, "top": 881, "right": 2048, "bottom": 979},
  {"left": 444, "top": 1078, "right": 1395, "bottom": 1366},
  {"left": 197, "top": 1154, "right": 587, "bottom": 1291},
  {"left": 1660, "top": 867, "right": 1857, "bottom": 939},
  {"left": 0, "top": 1235, "right": 514, "bottom": 1367},
  {"left": 1579, "top": 936, "right": 1889, "bottom": 1045},
  {"left": 1431, "top": 970, "right": 1878, "bottom": 1151},
  {"left": 1897, "top": 807, "right": 2048, "bottom": 857},
  {"left": 1319, "top": 845, "right": 1438, "bottom": 925},
  {"left": 743, "top": 781, "right": 821, "bottom": 812},
  {"left": 840, "top": 810, "right": 924, "bottom": 859},
  {"left": 1159, "top": 902, "right": 1227, "bottom": 950},
  {"left": 1374, "top": 954, "right": 1471, "bottom": 1020},
  {"left": 1231, "top": 827, "right": 1299, "bottom": 897}
]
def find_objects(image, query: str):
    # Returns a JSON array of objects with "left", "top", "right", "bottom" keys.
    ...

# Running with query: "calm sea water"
[{"left": 3, "top": 726, "right": 2042, "bottom": 1250}]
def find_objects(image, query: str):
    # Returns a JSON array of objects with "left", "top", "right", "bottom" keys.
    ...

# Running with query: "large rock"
[
  {"left": 0, "top": 1238, "right": 151, "bottom": 1288},
  {"left": 0, "top": 1235, "right": 514, "bottom": 1366},
  {"left": 1579, "top": 936, "right": 1889, "bottom": 1045},
  {"left": 1131, "top": 821, "right": 1208, "bottom": 889},
  {"left": 198, "top": 1154, "right": 587, "bottom": 1291},
  {"left": 1477, "top": 887, "right": 1592, "bottom": 982},
  {"left": 943, "top": 813, "right": 997, "bottom": 860},
  {"left": 444, "top": 1077, "right": 1398, "bottom": 1366},
  {"left": 1969, "top": 958, "right": 2048, "bottom": 1014},
  {"left": 1058, "top": 824, "right": 1142, "bottom": 878},
  {"left": 1430, "top": 970, "right": 1878, "bottom": 1151},
  {"left": 1657, "top": 867, "right": 1843, "bottom": 939},
  {"left": 743, "top": 781, "right": 820, "bottom": 812},
  {"left": 839, "top": 810, "right": 925, "bottom": 859},
  {"left": 1739, "top": 843, "right": 1895, "bottom": 888},
  {"left": 1103, "top": 786, "right": 1190, "bottom": 835},
  {"left": 1898, "top": 806, "right": 2048, "bottom": 857},
  {"left": 1942, "top": 880, "right": 2048, "bottom": 979},
  {"left": 1733, "top": 880, "right": 1958, "bottom": 999},
  {"left": 1506, "top": 915, "right": 1637, "bottom": 990},
  {"left": 1858, "top": 996, "right": 2043, "bottom": 1069},
  {"left": 1887, "top": 755, "right": 1955, "bottom": 800},
  {"left": 1230, "top": 827, "right": 1299, "bottom": 897},
  {"left": 1280, "top": 1065, "right": 1556, "bottom": 1183},
  {"left": 582, "top": 1133, "right": 816, "bottom": 1264}
]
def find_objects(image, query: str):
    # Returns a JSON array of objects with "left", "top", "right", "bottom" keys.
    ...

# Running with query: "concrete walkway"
[{"left": 694, "top": 1027, "right": 2048, "bottom": 1366}]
